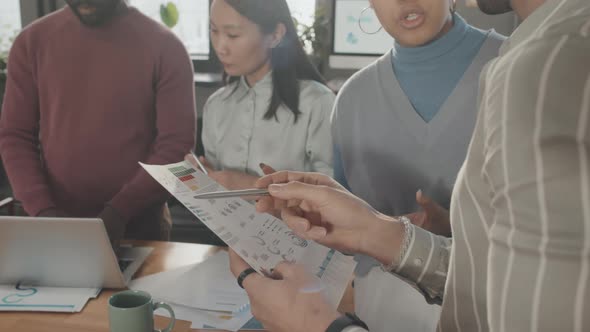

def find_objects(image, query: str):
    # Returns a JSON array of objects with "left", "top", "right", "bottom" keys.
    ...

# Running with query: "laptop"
[{"left": 0, "top": 217, "right": 152, "bottom": 289}]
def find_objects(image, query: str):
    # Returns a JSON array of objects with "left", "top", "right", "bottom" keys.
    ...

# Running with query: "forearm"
[
  {"left": 0, "top": 34, "right": 55, "bottom": 216},
  {"left": 0, "top": 136, "right": 55, "bottom": 216},
  {"left": 358, "top": 213, "right": 405, "bottom": 266},
  {"left": 360, "top": 213, "right": 450, "bottom": 304}
]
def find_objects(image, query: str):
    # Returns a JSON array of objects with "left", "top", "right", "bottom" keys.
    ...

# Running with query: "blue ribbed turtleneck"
[{"left": 392, "top": 14, "right": 489, "bottom": 122}]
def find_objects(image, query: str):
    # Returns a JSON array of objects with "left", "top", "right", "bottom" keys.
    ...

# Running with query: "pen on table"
[
  {"left": 193, "top": 188, "right": 270, "bottom": 199},
  {"left": 190, "top": 152, "right": 208, "bottom": 175}
]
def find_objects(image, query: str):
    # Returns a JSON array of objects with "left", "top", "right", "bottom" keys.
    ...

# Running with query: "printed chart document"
[
  {"left": 0, "top": 284, "right": 100, "bottom": 312},
  {"left": 141, "top": 161, "right": 356, "bottom": 308}
]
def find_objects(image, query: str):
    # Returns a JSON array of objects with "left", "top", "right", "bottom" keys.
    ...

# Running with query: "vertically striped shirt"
[{"left": 345, "top": 0, "right": 590, "bottom": 331}]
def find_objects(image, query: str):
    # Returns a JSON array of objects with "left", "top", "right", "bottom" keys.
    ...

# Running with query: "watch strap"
[{"left": 326, "top": 312, "right": 368, "bottom": 332}]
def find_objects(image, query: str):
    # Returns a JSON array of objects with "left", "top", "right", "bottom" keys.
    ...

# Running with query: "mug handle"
[{"left": 152, "top": 302, "right": 176, "bottom": 332}]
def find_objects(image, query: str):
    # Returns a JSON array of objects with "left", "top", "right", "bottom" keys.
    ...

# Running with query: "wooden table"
[{"left": 0, "top": 241, "right": 354, "bottom": 332}]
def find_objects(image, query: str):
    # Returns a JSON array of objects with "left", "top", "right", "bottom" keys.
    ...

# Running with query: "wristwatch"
[{"left": 326, "top": 312, "right": 369, "bottom": 332}]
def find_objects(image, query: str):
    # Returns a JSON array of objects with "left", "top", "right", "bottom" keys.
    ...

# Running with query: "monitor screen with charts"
[
  {"left": 330, "top": 0, "right": 394, "bottom": 69},
  {"left": 130, "top": 0, "right": 210, "bottom": 60}
]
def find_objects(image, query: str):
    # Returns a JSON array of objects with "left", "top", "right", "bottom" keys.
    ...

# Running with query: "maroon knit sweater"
[{"left": 0, "top": 5, "right": 196, "bottom": 219}]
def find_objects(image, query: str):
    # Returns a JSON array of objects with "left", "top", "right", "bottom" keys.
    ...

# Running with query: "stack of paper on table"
[
  {"left": 129, "top": 251, "right": 256, "bottom": 331},
  {"left": 0, "top": 284, "right": 100, "bottom": 312},
  {"left": 140, "top": 161, "right": 357, "bottom": 314}
]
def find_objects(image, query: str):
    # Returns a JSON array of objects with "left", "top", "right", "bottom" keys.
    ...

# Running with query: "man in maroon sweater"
[{"left": 0, "top": 0, "right": 196, "bottom": 244}]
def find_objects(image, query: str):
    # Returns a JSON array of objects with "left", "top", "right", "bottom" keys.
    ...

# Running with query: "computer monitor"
[
  {"left": 0, "top": 0, "right": 21, "bottom": 52},
  {"left": 130, "top": 0, "right": 210, "bottom": 60},
  {"left": 329, "top": 0, "right": 394, "bottom": 70}
]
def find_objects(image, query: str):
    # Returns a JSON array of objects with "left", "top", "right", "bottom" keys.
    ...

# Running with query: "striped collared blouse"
[{"left": 346, "top": 0, "right": 590, "bottom": 331}]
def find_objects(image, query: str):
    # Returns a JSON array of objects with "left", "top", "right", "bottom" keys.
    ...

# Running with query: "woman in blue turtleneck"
[{"left": 331, "top": 0, "right": 505, "bottom": 331}]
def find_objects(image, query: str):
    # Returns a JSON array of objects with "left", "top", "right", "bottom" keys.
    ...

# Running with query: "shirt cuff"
[{"left": 393, "top": 225, "right": 450, "bottom": 304}]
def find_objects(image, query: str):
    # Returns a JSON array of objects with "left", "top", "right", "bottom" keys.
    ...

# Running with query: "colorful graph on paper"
[{"left": 168, "top": 165, "right": 201, "bottom": 191}]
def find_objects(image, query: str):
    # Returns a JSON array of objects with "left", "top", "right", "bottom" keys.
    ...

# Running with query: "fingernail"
[
  {"left": 269, "top": 184, "right": 283, "bottom": 193},
  {"left": 311, "top": 228, "right": 327, "bottom": 238},
  {"left": 296, "top": 221, "right": 307, "bottom": 233}
]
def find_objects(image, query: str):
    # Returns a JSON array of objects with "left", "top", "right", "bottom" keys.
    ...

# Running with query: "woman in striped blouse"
[{"left": 227, "top": 0, "right": 590, "bottom": 331}]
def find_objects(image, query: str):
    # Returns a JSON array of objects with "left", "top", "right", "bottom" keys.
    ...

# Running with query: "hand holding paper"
[
  {"left": 228, "top": 249, "right": 339, "bottom": 332},
  {"left": 140, "top": 161, "right": 356, "bottom": 309}
]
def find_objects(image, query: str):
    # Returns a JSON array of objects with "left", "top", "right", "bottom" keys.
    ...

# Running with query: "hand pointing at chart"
[{"left": 254, "top": 171, "right": 406, "bottom": 263}]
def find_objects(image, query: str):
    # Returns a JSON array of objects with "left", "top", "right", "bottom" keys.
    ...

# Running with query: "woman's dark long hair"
[{"left": 222, "top": 0, "right": 328, "bottom": 123}]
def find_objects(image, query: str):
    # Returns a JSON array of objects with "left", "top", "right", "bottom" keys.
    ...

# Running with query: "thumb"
[
  {"left": 270, "top": 261, "right": 298, "bottom": 280},
  {"left": 416, "top": 190, "right": 434, "bottom": 210}
]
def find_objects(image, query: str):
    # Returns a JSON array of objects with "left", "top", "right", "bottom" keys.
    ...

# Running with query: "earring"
[{"left": 358, "top": 7, "right": 383, "bottom": 35}]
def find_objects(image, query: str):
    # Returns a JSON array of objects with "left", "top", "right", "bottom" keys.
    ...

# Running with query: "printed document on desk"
[
  {"left": 0, "top": 283, "right": 100, "bottom": 312},
  {"left": 140, "top": 161, "right": 356, "bottom": 308},
  {"left": 129, "top": 251, "right": 250, "bottom": 314},
  {"left": 129, "top": 251, "right": 255, "bottom": 331}
]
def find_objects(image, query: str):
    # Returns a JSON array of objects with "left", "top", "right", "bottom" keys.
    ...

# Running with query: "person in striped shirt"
[{"left": 227, "top": 0, "right": 590, "bottom": 331}]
